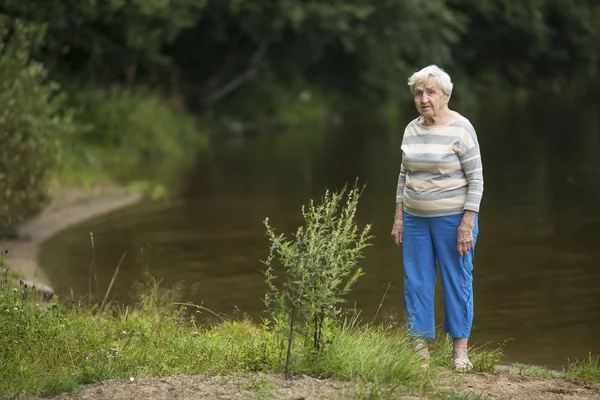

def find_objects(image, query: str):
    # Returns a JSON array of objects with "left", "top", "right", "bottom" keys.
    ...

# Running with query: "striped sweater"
[{"left": 396, "top": 114, "right": 484, "bottom": 217}]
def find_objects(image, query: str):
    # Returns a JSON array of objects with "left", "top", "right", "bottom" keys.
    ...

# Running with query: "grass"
[
  {"left": 0, "top": 275, "right": 598, "bottom": 399},
  {"left": 0, "top": 272, "right": 510, "bottom": 400},
  {"left": 565, "top": 354, "right": 600, "bottom": 382},
  {"left": 53, "top": 86, "right": 211, "bottom": 201},
  {"left": 54, "top": 140, "right": 203, "bottom": 201},
  {"left": 510, "top": 354, "right": 600, "bottom": 383}
]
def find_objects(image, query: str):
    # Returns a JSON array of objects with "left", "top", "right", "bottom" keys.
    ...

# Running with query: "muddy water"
[{"left": 40, "top": 98, "right": 600, "bottom": 369}]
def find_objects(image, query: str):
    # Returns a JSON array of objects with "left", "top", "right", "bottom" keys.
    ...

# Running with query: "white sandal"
[
  {"left": 414, "top": 340, "right": 430, "bottom": 360},
  {"left": 453, "top": 358, "right": 473, "bottom": 372}
]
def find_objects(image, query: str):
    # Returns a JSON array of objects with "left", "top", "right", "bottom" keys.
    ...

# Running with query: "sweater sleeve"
[
  {"left": 458, "top": 126, "right": 484, "bottom": 212},
  {"left": 396, "top": 162, "right": 406, "bottom": 204}
]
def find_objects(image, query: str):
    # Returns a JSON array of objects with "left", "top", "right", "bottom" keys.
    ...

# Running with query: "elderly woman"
[{"left": 391, "top": 65, "right": 484, "bottom": 372}]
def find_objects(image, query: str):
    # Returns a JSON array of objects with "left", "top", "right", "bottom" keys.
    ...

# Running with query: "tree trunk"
[{"left": 126, "top": 60, "right": 138, "bottom": 88}]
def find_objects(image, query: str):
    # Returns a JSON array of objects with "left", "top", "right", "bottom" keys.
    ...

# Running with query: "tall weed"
[{"left": 262, "top": 183, "right": 373, "bottom": 377}]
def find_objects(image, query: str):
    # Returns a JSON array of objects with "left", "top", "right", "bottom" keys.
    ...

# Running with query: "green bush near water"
[
  {"left": 0, "top": 14, "right": 208, "bottom": 230},
  {"left": 0, "top": 17, "right": 76, "bottom": 237},
  {"left": 59, "top": 87, "right": 207, "bottom": 192},
  {"left": 71, "top": 87, "right": 203, "bottom": 166}
]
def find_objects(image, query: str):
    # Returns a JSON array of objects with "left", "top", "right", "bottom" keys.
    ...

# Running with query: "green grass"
[
  {"left": 1, "top": 267, "right": 598, "bottom": 399},
  {"left": 564, "top": 354, "right": 600, "bottom": 383},
  {"left": 54, "top": 86, "right": 210, "bottom": 199},
  {"left": 0, "top": 274, "right": 507, "bottom": 399},
  {"left": 508, "top": 354, "right": 600, "bottom": 385}
]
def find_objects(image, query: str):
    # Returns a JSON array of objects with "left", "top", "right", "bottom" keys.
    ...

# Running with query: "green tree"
[
  {"left": 0, "top": 0, "right": 208, "bottom": 87},
  {"left": 170, "top": 0, "right": 468, "bottom": 113},
  {"left": 4, "top": 0, "right": 600, "bottom": 117},
  {"left": 0, "top": 16, "right": 75, "bottom": 237},
  {"left": 448, "top": 0, "right": 600, "bottom": 92}
]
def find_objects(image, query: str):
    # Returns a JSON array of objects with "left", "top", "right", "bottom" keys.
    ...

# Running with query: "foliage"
[
  {"left": 428, "top": 334, "right": 507, "bottom": 374},
  {"left": 0, "top": 276, "right": 276, "bottom": 396},
  {"left": 172, "top": 0, "right": 469, "bottom": 110},
  {"left": 262, "top": 184, "right": 373, "bottom": 377},
  {"left": 5, "top": 0, "right": 600, "bottom": 117},
  {"left": 0, "top": 0, "right": 208, "bottom": 86},
  {"left": 448, "top": 0, "right": 600, "bottom": 93},
  {"left": 57, "top": 87, "right": 207, "bottom": 193},
  {"left": 511, "top": 353, "right": 600, "bottom": 384},
  {"left": 71, "top": 87, "right": 202, "bottom": 161},
  {"left": 564, "top": 353, "right": 600, "bottom": 384},
  {"left": 0, "top": 275, "right": 508, "bottom": 399},
  {"left": 0, "top": 16, "right": 76, "bottom": 237}
]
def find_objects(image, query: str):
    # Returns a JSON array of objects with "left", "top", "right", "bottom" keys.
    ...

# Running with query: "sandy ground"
[
  {"left": 2, "top": 186, "right": 142, "bottom": 295},
  {"left": 460, "top": 372, "right": 600, "bottom": 399},
  {"left": 30, "top": 371, "right": 600, "bottom": 400}
]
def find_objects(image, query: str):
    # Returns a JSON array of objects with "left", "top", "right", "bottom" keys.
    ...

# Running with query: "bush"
[
  {"left": 262, "top": 183, "right": 374, "bottom": 377},
  {"left": 57, "top": 86, "right": 206, "bottom": 190},
  {"left": 0, "top": 16, "right": 75, "bottom": 237},
  {"left": 75, "top": 88, "right": 201, "bottom": 163}
]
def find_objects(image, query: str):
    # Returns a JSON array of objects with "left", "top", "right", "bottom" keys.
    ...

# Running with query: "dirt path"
[
  {"left": 30, "top": 371, "right": 600, "bottom": 400},
  {"left": 2, "top": 186, "right": 142, "bottom": 295}
]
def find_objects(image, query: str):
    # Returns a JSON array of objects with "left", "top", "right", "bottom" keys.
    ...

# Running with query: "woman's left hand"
[{"left": 457, "top": 222, "right": 474, "bottom": 256}]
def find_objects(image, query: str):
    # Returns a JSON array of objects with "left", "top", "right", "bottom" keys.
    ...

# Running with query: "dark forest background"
[{"left": 1, "top": 0, "right": 599, "bottom": 235}]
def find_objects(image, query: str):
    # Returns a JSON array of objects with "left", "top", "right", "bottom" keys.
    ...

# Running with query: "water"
[{"left": 40, "top": 98, "right": 600, "bottom": 369}]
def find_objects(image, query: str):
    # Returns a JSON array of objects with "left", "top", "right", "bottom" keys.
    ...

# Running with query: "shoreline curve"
[{"left": 2, "top": 186, "right": 143, "bottom": 296}]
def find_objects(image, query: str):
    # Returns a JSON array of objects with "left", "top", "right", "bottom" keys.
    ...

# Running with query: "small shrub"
[
  {"left": 0, "top": 16, "right": 76, "bottom": 237},
  {"left": 262, "top": 183, "right": 373, "bottom": 377}
]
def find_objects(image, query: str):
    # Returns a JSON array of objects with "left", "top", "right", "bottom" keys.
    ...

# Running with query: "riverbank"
[
  {"left": 1, "top": 184, "right": 599, "bottom": 400},
  {"left": 1, "top": 184, "right": 143, "bottom": 296},
  {"left": 36, "top": 370, "right": 600, "bottom": 400},
  {"left": 1, "top": 272, "right": 598, "bottom": 400}
]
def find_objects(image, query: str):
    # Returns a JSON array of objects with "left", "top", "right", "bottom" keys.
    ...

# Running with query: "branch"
[
  {"left": 203, "top": 46, "right": 238, "bottom": 92},
  {"left": 202, "top": 40, "right": 269, "bottom": 104}
]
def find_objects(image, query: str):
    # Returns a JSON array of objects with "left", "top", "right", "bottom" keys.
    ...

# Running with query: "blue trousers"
[{"left": 403, "top": 212, "right": 479, "bottom": 339}]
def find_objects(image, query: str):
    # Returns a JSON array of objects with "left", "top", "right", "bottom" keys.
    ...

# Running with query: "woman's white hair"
[{"left": 407, "top": 65, "right": 453, "bottom": 95}]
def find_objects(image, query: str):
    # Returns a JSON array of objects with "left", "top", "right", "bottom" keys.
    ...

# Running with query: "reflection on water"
[{"left": 40, "top": 98, "right": 600, "bottom": 369}]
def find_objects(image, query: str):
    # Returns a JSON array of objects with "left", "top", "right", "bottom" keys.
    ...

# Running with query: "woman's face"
[{"left": 413, "top": 76, "right": 450, "bottom": 119}]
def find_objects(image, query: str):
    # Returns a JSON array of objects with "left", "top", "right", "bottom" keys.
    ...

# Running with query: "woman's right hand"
[{"left": 391, "top": 218, "right": 403, "bottom": 247}]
